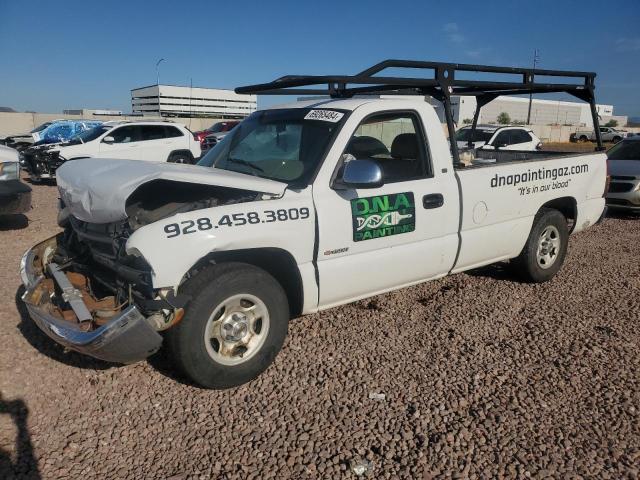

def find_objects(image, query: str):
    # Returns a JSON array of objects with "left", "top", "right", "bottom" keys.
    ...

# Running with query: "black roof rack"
[{"left": 236, "top": 59, "right": 605, "bottom": 159}]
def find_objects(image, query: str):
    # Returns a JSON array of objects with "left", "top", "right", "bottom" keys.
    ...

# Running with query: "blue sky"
[{"left": 0, "top": 0, "right": 639, "bottom": 116}]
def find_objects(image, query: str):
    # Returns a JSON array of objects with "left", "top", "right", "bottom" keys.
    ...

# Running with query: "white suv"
[
  {"left": 59, "top": 121, "right": 200, "bottom": 163},
  {"left": 455, "top": 125, "right": 542, "bottom": 151},
  {"left": 23, "top": 121, "right": 202, "bottom": 181}
]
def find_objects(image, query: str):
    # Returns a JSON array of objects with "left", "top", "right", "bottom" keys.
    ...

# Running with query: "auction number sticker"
[
  {"left": 304, "top": 110, "right": 344, "bottom": 122},
  {"left": 163, "top": 208, "right": 310, "bottom": 238}
]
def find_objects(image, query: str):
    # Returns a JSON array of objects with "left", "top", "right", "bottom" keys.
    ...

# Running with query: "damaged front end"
[
  {"left": 20, "top": 177, "right": 271, "bottom": 364},
  {"left": 19, "top": 220, "right": 185, "bottom": 364},
  {"left": 22, "top": 145, "right": 64, "bottom": 180}
]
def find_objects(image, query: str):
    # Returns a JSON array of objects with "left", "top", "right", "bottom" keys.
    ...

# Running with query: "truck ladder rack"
[{"left": 236, "top": 59, "right": 605, "bottom": 164}]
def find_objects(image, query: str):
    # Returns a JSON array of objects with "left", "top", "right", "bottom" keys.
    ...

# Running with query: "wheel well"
[
  {"left": 539, "top": 197, "right": 577, "bottom": 231},
  {"left": 184, "top": 248, "right": 304, "bottom": 318},
  {"left": 167, "top": 150, "right": 194, "bottom": 161}
]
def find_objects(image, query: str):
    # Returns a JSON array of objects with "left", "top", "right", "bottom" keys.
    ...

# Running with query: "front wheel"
[
  {"left": 511, "top": 208, "right": 569, "bottom": 283},
  {"left": 165, "top": 263, "right": 289, "bottom": 389}
]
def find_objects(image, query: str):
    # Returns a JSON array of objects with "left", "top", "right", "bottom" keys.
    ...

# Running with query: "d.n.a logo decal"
[{"left": 350, "top": 192, "right": 415, "bottom": 242}]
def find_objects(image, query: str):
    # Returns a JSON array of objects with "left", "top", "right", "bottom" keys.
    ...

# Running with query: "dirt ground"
[{"left": 0, "top": 180, "right": 639, "bottom": 479}]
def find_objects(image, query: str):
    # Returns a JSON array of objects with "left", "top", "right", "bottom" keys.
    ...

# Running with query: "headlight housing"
[{"left": 0, "top": 161, "right": 20, "bottom": 181}]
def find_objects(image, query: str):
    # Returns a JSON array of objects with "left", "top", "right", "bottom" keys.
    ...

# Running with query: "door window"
[
  {"left": 493, "top": 130, "right": 512, "bottom": 146},
  {"left": 512, "top": 130, "right": 532, "bottom": 144},
  {"left": 109, "top": 126, "right": 139, "bottom": 144},
  {"left": 344, "top": 112, "right": 430, "bottom": 183},
  {"left": 164, "top": 126, "right": 184, "bottom": 138},
  {"left": 140, "top": 125, "right": 167, "bottom": 141}
]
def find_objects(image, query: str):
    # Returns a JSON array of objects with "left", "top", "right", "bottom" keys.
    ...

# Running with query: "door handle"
[{"left": 423, "top": 193, "right": 444, "bottom": 209}]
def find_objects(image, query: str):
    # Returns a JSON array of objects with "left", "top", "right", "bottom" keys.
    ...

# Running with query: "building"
[
  {"left": 131, "top": 85, "right": 257, "bottom": 119},
  {"left": 431, "top": 96, "right": 621, "bottom": 127},
  {"left": 63, "top": 109, "right": 124, "bottom": 116}
]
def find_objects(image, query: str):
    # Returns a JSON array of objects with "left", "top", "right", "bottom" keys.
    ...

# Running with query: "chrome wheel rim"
[
  {"left": 203, "top": 294, "right": 270, "bottom": 366},
  {"left": 536, "top": 225, "right": 560, "bottom": 269}
]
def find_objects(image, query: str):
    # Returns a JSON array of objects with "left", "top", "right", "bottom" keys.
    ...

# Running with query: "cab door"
[{"left": 312, "top": 108, "right": 460, "bottom": 308}]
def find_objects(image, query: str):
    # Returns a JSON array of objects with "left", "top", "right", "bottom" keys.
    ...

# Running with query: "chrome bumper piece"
[{"left": 20, "top": 236, "right": 162, "bottom": 364}]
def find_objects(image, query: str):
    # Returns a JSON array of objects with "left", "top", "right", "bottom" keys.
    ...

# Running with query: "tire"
[
  {"left": 612, "top": 136, "right": 621, "bottom": 143},
  {"left": 579, "top": 135, "right": 588, "bottom": 143},
  {"left": 511, "top": 208, "right": 569, "bottom": 283},
  {"left": 165, "top": 262, "right": 289, "bottom": 389},
  {"left": 168, "top": 151, "right": 193, "bottom": 164}
]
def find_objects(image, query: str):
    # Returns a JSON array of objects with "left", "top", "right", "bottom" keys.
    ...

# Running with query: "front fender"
[{"left": 125, "top": 190, "right": 316, "bottom": 289}]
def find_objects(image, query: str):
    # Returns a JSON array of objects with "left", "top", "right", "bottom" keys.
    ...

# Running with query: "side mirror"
[
  {"left": 335, "top": 159, "right": 384, "bottom": 189},
  {"left": 102, "top": 136, "right": 115, "bottom": 144}
]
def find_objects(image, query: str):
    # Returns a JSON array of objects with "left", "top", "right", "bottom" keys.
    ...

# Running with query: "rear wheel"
[
  {"left": 612, "top": 136, "right": 622, "bottom": 143},
  {"left": 511, "top": 208, "right": 568, "bottom": 283},
  {"left": 165, "top": 263, "right": 289, "bottom": 389},
  {"left": 579, "top": 135, "right": 588, "bottom": 143}
]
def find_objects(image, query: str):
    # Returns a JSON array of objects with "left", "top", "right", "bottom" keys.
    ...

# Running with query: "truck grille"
[
  {"left": 202, "top": 136, "right": 218, "bottom": 151},
  {"left": 66, "top": 217, "right": 154, "bottom": 298},
  {"left": 610, "top": 175, "right": 636, "bottom": 181},
  {"left": 608, "top": 182, "right": 635, "bottom": 193}
]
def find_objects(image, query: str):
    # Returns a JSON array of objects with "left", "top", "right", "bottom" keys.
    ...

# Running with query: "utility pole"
[
  {"left": 526, "top": 49, "right": 540, "bottom": 125},
  {"left": 156, "top": 58, "right": 165, "bottom": 86}
]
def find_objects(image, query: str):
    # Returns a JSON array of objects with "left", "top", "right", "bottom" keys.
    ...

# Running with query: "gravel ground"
[{"left": 0, "top": 180, "right": 639, "bottom": 479}]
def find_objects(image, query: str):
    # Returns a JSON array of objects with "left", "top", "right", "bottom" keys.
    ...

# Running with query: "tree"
[
  {"left": 497, "top": 112, "right": 511, "bottom": 125},
  {"left": 604, "top": 119, "right": 618, "bottom": 128}
]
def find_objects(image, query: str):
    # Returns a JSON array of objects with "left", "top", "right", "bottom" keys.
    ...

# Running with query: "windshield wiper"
[{"left": 228, "top": 158, "right": 264, "bottom": 174}]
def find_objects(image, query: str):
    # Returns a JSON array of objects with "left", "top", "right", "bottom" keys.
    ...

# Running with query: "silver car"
[{"left": 606, "top": 136, "right": 640, "bottom": 211}]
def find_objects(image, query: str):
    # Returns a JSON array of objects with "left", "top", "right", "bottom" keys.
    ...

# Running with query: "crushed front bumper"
[{"left": 20, "top": 235, "right": 163, "bottom": 364}]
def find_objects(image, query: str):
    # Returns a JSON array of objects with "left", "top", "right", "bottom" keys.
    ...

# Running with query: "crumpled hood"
[
  {"left": 57, "top": 158, "right": 287, "bottom": 224},
  {"left": 608, "top": 159, "right": 640, "bottom": 178}
]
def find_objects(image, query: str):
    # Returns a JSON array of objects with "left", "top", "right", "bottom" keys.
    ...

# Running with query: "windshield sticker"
[
  {"left": 351, "top": 192, "right": 415, "bottom": 242},
  {"left": 304, "top": 110, "right": 344, "bottom": 123}
]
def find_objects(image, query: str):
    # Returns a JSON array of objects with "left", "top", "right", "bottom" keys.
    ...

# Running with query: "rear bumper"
[
  {"left": 0, "top": 180, "right": 31, "bottom": 214},
  {"left": 20, "top": 236, "right": 162, "bottom": 364}
]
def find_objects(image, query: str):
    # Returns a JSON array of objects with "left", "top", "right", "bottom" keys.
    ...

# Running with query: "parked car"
[
  {"left": 20, "top": 60, "right": 608, "bottom": 389},
  {"left": 455, "top": 125, "right": 542, "bottom": 151},
  {"left": 31, "top": 120, "right": 103, "bottom": 146},
  {"left": 194, "top": 121, "right": 240, "bottom": 152},
  {"left": 0, "top": 120, "right": 64, "bottom": 151},
  {"left": 570, "top": 126, "right": 631, "bottom": 143},
  {"left": 0, "top": 145, "right": 31, "bottom": 216},
  {"left": 605, "top": 136, "right": 640, "bottom": 211},
  {"left": 22, "top": 121, "right": 202, "bottom": 181}
]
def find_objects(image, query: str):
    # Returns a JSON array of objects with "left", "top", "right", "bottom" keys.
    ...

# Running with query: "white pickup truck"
[
  {"left": 571, "top": 126, "right": 630, "bottom": 143},
  {"left": 20, "top": 61, "right": 608, "bottom": 389}
]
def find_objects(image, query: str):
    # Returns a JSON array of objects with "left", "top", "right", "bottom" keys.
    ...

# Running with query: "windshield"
[
  {"left": 197, "top": 108, "right": 346, "bottom": 185},
  {"left": 607, "top": 140, "right": 640, "bottom": 161},
  {"left": 67, "top": 125, "right": 112, "bottom": 144},
  {"left": 207, "top": 123, "right": 225, "bottom": 133},
  {"left": 30, "top": 122, "right": 51, "bottom": 133},
  {"left": 455, "top": 128, "right": 494, "bottom": 143}
]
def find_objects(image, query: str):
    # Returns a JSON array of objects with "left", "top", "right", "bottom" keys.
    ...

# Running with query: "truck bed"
[{"left": 458, "top": 148, "right": 596, "bottom": 169}]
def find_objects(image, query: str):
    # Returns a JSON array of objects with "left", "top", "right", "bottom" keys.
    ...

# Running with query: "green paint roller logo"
[{"left": 350, "top": 192, "right": 415, "bottom": 242}]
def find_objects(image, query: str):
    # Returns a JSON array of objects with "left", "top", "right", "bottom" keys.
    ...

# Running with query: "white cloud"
[
  {"left": 616, "top": 37, "right": 640, "bottom": 52},
  {"left": 443, "top": 23, "right": 464, "bottom": 43}
]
